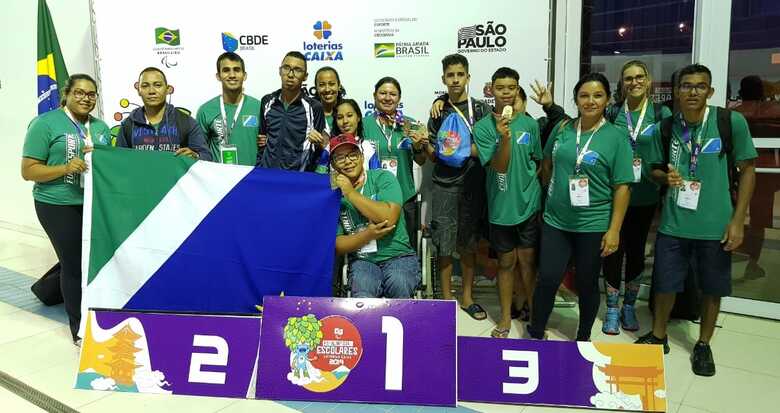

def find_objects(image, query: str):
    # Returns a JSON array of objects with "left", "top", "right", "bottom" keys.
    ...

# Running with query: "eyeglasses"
[
  {"left": 331, "top": 151, "right": 361, "bottom": 165},
  {"left": 679, "top": 83, "right": 710, "bottom": 94},
  {"left": 279, "top": 65, "right": 306, "bottom": 77},
  {"left": 622, "top": 74, "right": 646, "bottom": 84},
  {"left": 72, "top": 89, "right": 98, "bottom": 101}
]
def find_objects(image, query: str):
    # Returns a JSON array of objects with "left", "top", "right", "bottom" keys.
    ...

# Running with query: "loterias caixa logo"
[
  {"left": 457, "top": 21, "right": 508, "bottom": 53},
  {"left": 303, "top": 20, "right": 344, "bottom": 61}
]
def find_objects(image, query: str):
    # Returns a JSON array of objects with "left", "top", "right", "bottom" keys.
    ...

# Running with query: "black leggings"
[
  {"left": 602, "top": 204, "right": 657, "bottom": 289},
  {"left": 530, "top": 223, "right": 604, "bottom": 340},
  {"left": 35, "top": 201, "right": 83, "bottom": 341},
  {"left": 403, "top": 197, "right": 418, "bottom": 252}
]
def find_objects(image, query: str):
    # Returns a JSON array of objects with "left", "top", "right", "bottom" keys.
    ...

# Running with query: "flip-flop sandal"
[
  {"left": 460, "top": 303, "right": 487, "bottom": 321},
  {"left": 491, "top": 327, "right": 510, "bottom": 338},
  {"left": 511, "top": 303, "right": 531, "bottom": 321}
]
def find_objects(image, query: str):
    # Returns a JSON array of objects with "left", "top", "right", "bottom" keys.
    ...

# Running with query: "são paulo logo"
[
  {"left": 222, "top": 32, "right": 269, "bottom": 52},
  {"left": 284, "top": 313, "right": 363, "bottom": 392},
  {"left": 457, "top": 21, "right": 508, "bottom": 53},
  {"left": 302, "top": 20, "right": 344, "bottom": 61}
]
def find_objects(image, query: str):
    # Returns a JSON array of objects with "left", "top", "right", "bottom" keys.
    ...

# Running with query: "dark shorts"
[
  {"left": 431, "top": 181, "right": 485, "bottom": 257},
  {"left": 653, "top": 233, "right": 732, "bottom": 297},
  {"left": 489, "top": 213, "right": 540, "bottom": 254}
]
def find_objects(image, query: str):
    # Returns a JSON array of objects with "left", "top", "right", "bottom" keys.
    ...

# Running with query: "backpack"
[
  {"left": 658, "top": 107, "right": 737, "bottom": 205},
  {"left": 435, "top": 98, "right": 484, "bottom": 167},
  {"left": 121, "top": 108, "right": 190, "bottom": 148}
]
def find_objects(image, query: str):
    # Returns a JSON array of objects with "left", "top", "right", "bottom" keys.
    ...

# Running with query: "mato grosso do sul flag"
[
  {"left": 79, "top": 146, "right": 339, "bottom": 336},
  {"left": 37, "top": 0, "right": 69, "bottom": 114}
]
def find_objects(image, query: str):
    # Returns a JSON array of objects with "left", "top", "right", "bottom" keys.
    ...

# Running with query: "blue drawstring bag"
[{"left": 436, "top": 112, "right": 472, "bottom": 167}]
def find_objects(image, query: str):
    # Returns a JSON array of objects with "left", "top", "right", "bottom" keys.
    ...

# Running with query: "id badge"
[
  {"left": 632, "top": 157, "right": 642, "bottom": 183},
  {"left": 569, "top": 175, "right": 590, "bottom": 207},
  {"left": 677, "top": 179, "right": 702, "bottom": 210},
  {"left": 219, "top": 144, "right": 238, "bottom": 165},
  {"left": 381, "top": 157, "right": 399, "bottom": 176},
  {"left": 356, "top": 225, "right": 378, "bottom": 255}
]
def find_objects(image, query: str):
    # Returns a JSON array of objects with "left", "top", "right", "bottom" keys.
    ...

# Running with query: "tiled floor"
[{"left": 0, "top": 226, "right": 779, "bottom": 412}]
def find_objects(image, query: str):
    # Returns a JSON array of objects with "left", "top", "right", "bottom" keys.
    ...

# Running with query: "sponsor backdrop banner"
[
  {"left": 75, "top": 310, "right": 262, "bottom": 399},
  {"left": 256, "top": 297, "right": 457, "bottom": 406},
  {"left": 91, "top": 0, "right": 551, "bottom": 134},
  {"left": 458, "top": 337, "right": 667, "bottom": 412}
]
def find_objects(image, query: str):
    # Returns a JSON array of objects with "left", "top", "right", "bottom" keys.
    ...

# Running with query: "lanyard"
[
  {"left": 575, "top": 118, "right": 605, "bottom": 175},
  {"left": 63, "top": 107, "right": 91, "bottom": 142},
  {"left": 219, "top": 94, "right": 245, "bottom": 145},
  {"left": 623, "top": 98, "right": 648, "bottom": 153},
  {"left": 679, "top": 106, "right": 710, "bottom": 177},
  {"left": 375, "top": 117, "right": 395, "bottom": 154},
  {"left": 448, "top": 97, "right": 474, "bottom": 132}
]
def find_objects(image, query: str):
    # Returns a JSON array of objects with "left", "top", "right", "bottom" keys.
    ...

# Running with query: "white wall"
[{"left": 0, "top": 0, "right": 94, "bottom": 231}]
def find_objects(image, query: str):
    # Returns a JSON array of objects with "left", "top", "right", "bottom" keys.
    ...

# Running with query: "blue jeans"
[
  {"left": 653, "top": 233, "right": 732, "bottom": 297},
  {"left": 349, "top": 254, "right": 420, "bottom": 298}
]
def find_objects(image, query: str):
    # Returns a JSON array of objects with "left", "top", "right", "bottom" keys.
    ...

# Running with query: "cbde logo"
[
  {"left": 302, "top": 20, "right": 344, "bottom": 61},
  {"left": 222, "top": 32, "right": 269, "bottom": 52}
]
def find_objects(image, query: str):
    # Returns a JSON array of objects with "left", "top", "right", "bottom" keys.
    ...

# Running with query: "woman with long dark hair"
[
  {"left": 21, "top": 74, "right": 111, "bottom": 344},
  {"left": 529, "top": 73, "right": 634, "bottom": 341}
]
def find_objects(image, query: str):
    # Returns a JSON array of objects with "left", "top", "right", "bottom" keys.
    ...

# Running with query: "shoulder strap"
[
  {"left": 552, "top": 118, "right": 571, "bottom": 138},
  {"left": 716, "top": 107, "right": 738, "bottom": 205},
  {"left": 716, "top": 107, "right": 733, "bottom": 157},
  {"left": 652, "top": 101, "right": 663, "bottom": 122},
  {"left": 174, "top": 108, "right": 189, "bottom": 148},
  {"left": 660, "top": 116, "right": 674, "bottom": 164},
  {"left": 471, "top": 98, "right": 485, "bottom": 123},
  {"left": 605, "top": 104, "right": 620, "bottom": 123}
]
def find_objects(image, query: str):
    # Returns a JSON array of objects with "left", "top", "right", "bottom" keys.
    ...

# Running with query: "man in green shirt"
[
  {"left": 473, "top": 67, "right": 543, "bottom": 338},
  {"left": 636, "top": 64, "right": 757, "bottom": 377},
  {"left": 331, "top": 134, "right": 420, "bottom": 298},
  {"left": 196, "top": 52, "right": 262, "bottom": 166}
]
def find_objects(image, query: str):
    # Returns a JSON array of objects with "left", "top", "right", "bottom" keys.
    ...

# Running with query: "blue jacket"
[
  {"left": 257, "top": 89, "right": 326, "bottom": 171},
  {"left": 116, "top": 103, "right": 211, "bottom": 160}
]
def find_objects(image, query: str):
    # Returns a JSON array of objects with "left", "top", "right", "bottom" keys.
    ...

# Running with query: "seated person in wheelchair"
[{"left": 332, "top": 133, "right": 421, "bottom": 298}]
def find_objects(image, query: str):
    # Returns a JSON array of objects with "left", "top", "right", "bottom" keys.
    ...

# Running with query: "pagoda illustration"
[{"left": 107, "top": 324, "right": 142, "bottom": 386}]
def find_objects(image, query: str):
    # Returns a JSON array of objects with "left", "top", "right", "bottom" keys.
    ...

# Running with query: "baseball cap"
[{"left": 329, "top": 133, "right": 361, "bottom": 153}]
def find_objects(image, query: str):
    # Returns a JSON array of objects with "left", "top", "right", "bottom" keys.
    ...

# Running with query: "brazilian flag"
[{"left": 37, "top": 0, "right": 69, "bottom": 114}]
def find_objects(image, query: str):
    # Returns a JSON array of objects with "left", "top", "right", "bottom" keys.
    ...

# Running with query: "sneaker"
[
  {"left": 522, "top": 324, "right": 547, "bottom": 340},
  {"left": 691, "top": 341, "right": 716, "bottom": 376},
  {"left": 602, "top": 307, "right": 620, "bottom": 335},
  {"left": 634, "top": 331, "right": 670, "bottom": 354},
  {"left": 74, "top": 339, "right": 82, "bottom": 348},
  {"left": 620, "top": 304, "right": 640, "bottom": 331}
]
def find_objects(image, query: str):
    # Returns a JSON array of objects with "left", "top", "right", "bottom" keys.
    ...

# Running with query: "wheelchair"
[{"left": 335, "top": 193, "right": 435, "bottom": 299}]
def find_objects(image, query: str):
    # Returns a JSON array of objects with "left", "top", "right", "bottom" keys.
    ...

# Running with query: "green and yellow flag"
[{"left": 37, "top": 0, "right": 69, "bottom": 114}]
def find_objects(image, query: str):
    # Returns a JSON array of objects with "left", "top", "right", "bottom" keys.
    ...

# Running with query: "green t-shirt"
[
  {"left": 337, "top": 169, "right": 415, "bottom": 263},
  {"left": 22, "top": 109, "right": 111, "bottom": 205},
  {"left": 325, "top": 114, "right": 334, "bottom": 134},
  {"left": 474, "top": 113, "right": 542, "bottom": 225},
  {"left": 646, "top": 106, "right": 758, "bottom": 240},
  {"left": 543, "top": 119, "right": 635, "bottom": 232},
  {"left": 612, "top": 102, "right": 673, "bottom": 206},
  {"left": 362, "top": 113, "right": 419, "bottom": 202},
  {"left": 196, "top": 95, "right": 262, "bottom": 166}
]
